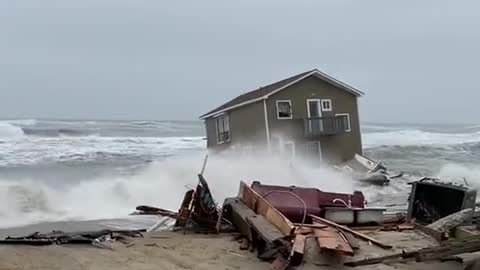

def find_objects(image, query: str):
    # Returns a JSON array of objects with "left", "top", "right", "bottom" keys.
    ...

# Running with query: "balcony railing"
[{"left": 304, "top": 115, "right": 349, "bottom": 137}]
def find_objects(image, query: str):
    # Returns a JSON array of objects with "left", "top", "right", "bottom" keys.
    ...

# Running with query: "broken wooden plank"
[
  {"left": 345, "top": 253, "right": 405, "bottom": 267},
  {"left": 397, "top": 223, "right": 414, "bottom": 231},
  {"left": 238, "top": 182, "right": 294, "bottom": 236},
  {"left": 310, "top": 214, "right": 392, "bottom": 250},
  {"left": 295, "top": 227, "right": 313, "bottom": 235},
  {"left": 313, "top": 221, "right": 354, "bottom": 256},
  {"left": 342, "top": 231, "right": 360, "bottom": 250},
  {"left": 246, "top": 215, "right": 284, "bottom": 245},
  {"left": 290, "top": 234, "right": 306, "bottom": 266},
  {"left": 294, "top": 223, "right": 327, "bottom": 229}
]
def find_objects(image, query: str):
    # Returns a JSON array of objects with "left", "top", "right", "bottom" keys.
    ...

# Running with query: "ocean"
[{"left": 0, "top": 119, "right": 479, "bottom": 230}]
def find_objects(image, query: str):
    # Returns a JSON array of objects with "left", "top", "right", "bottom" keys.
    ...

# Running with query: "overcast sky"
[{"left": 1, "top": 1, "right": 479, "bottom": 123}]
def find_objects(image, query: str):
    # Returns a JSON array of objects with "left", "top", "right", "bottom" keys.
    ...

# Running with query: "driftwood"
[
  {"left": 309, "top": 214, "right": 392, "bottom": 249},
  {"left": 345, "top": 236, "right": 480, "bottom": 267}
]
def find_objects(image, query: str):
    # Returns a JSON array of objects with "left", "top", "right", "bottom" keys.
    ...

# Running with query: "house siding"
[
  {"left": 266, "top": 76, "right": 362, "bottom": 163},
  {"left": 205, "top": 100, "right": 268, "bottom": 152}
]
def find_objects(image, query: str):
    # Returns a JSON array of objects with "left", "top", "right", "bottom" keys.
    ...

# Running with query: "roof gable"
[{"left": 200, "top": 69, "right": 363, "bottom": 119}]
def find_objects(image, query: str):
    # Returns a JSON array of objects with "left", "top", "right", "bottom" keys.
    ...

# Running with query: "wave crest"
[{"left": 0, "top": 122, "right": 25, "bottom": 140}]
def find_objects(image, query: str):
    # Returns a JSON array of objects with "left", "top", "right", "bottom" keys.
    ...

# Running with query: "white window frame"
[
  {"left": 335, "top": 113, "right": 351, "bottom": 132},
  {"left": 215, "top": 114, "right": 231, "bottom": 144},
  {"left": 276, "top": 100, "right": 293, "bottom": 119},
  {"left": 321, "top": 99, "right": 332, "bottom": 112}
]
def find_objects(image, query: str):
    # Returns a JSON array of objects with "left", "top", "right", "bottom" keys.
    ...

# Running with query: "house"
[{"left": 199, "top": 69, "right": 364, "bottom": 164}]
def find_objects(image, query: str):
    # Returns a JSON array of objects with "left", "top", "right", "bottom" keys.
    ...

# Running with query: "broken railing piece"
[{"left": 309, "top": 214, "right": 392, "bottom": 250}]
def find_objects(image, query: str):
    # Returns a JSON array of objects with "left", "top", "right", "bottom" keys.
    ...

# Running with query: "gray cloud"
[{"left": 1, "top": 0, "right": 479, "bottom": 123}]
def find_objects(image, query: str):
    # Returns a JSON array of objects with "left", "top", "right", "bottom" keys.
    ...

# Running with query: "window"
[
  {"left": 321, "top": 99, "right": 332, "bottom": 112},
  {"left": 215, "top": 115, "right": 230, "bottom": 143},
  {"left": 276, "top": 100, "right": 292, "bottom": 119},
  {"left": 335, "top": 113, "right": 351, "bottom": 132}
]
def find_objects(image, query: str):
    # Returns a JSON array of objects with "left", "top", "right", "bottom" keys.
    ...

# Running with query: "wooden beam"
[
  {"left": 224, "top": 198, "right": 255, "bottom": 242},
  {"left": 342, "top": 231, "right": 360, "bottom": 250},
  {"left": 238, "top": 182, "right": 294, "bottom": 236},
  {"left": 310, "top": 214, "right": 392, "bottom": 250},
  {"left": 293, "top": 223, "right": 327, "bottom": 229},
  {"left": 290, "top": 234, "right": 306, "bottom": 266}
]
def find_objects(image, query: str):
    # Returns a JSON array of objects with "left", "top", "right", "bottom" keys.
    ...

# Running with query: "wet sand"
[{"left": 0, "top": 230, "right": 475, "bottom": 270}]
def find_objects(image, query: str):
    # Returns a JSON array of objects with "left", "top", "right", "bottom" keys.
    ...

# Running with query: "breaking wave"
[
  {"left": 0, "top": 155, "right": 355, "bottom": 228},
  {"left": 0, "top": 122, "right": 25, "bottom": 140}
]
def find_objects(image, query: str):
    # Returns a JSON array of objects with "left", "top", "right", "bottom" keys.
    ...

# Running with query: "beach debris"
[
  {"left": 312, "top": 220, "right": 354, "bottom": 256},
  {"left": 428, "top": 209, "right": 474, "bottom": 233},
  {"left": 345, "top": 236, "right": 480, "bottom": 267},
  {"left": 336, "top": 154, "right": 402, "bottom": 186},
  {"left": 310, "top": 214, "right": 392, "bottom": 250},
  {"left": 250, "top": 181, "right": 366, "bottom": 223},
  {"left": 0, "top": 230, "right": 143, "bottom": 247},
  {"left": 407, "top": 178, "right": 477, "bottom": 225}
]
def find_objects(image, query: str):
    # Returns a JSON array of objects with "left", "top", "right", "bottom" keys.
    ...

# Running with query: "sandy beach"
[{"left": 0, "top": 229, "right": 475, "bottom": 270}]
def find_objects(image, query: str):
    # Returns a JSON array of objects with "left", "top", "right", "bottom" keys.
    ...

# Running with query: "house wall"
[
  {"left": 266, "top": 75, "right": 362, "bottom": 163},
  {"left": 205, "top": 100, "right": 268, "bottom": 153}
]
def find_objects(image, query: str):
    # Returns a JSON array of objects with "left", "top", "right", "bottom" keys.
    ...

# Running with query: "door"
[{"left": 307, "top": 99, "right": 322, "bottom": 133}]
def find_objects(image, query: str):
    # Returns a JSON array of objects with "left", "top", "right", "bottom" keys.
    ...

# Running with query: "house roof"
[{"left": 199, "top": 69, "right": 364, "bottom": 119}]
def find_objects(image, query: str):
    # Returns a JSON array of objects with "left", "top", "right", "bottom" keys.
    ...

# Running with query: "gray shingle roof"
[{"left": 199, "top": 69, "right": 363, "bottom": 119}]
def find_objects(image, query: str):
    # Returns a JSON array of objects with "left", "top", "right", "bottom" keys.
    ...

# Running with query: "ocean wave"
[
  {"left": 0, "top": 155, "right": 355, "bottom": 228},
  {"left": 22, "top": 128, "right": 90, "bottom": 137},
  {"left": 363, "top": 129, "right": 480, "bottom": 148},
  {"left": 0, "top": 122, "right": 25, "bottom": 140},
  {"left": 0, "top": 136, "right": 206, "bottom": 166}
]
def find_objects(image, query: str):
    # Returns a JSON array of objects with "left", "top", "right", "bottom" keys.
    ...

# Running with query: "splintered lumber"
[
  {"left": 295, "top": 227, "right": 313, "bottom": 235},
  {"left": 313, "top": 221, "right": 354, "bottom": 256},
  {"left": 293, "top": 223, "right": 327, "bottom": 229},
  {"left": 246, "top": 215, "right": 284, "bottom": 245},
  {"left": 290, "top": 234, "right": 307, "bottom": 266},
  {"left": 238, "top": 182, "right": 294, "bottom": 236},
  {"left": 310, "top": 214, "right": 392, "bottom": 250},
  {"left": 342, "top": 232, "right": 360, "bottom": 250},
  {"left": 345, "top": 236, "right": 480, "bottom": 267}
]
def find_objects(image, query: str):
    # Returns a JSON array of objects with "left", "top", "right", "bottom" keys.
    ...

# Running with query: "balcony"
[{"left": 304, "top": 115, "right": 349, "bottom": 137}]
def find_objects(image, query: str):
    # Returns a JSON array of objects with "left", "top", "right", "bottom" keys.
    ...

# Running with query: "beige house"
[{"left": 199, "top": 69, "right": 364, "bottom": 164}]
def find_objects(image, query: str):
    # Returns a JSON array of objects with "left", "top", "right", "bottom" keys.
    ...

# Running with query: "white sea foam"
[
  {"left": 363, "top": 129, "right": 480, "bottom": 148},
  {"left": 0, "top": 154, "right": 355, "bottom": 228}
]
